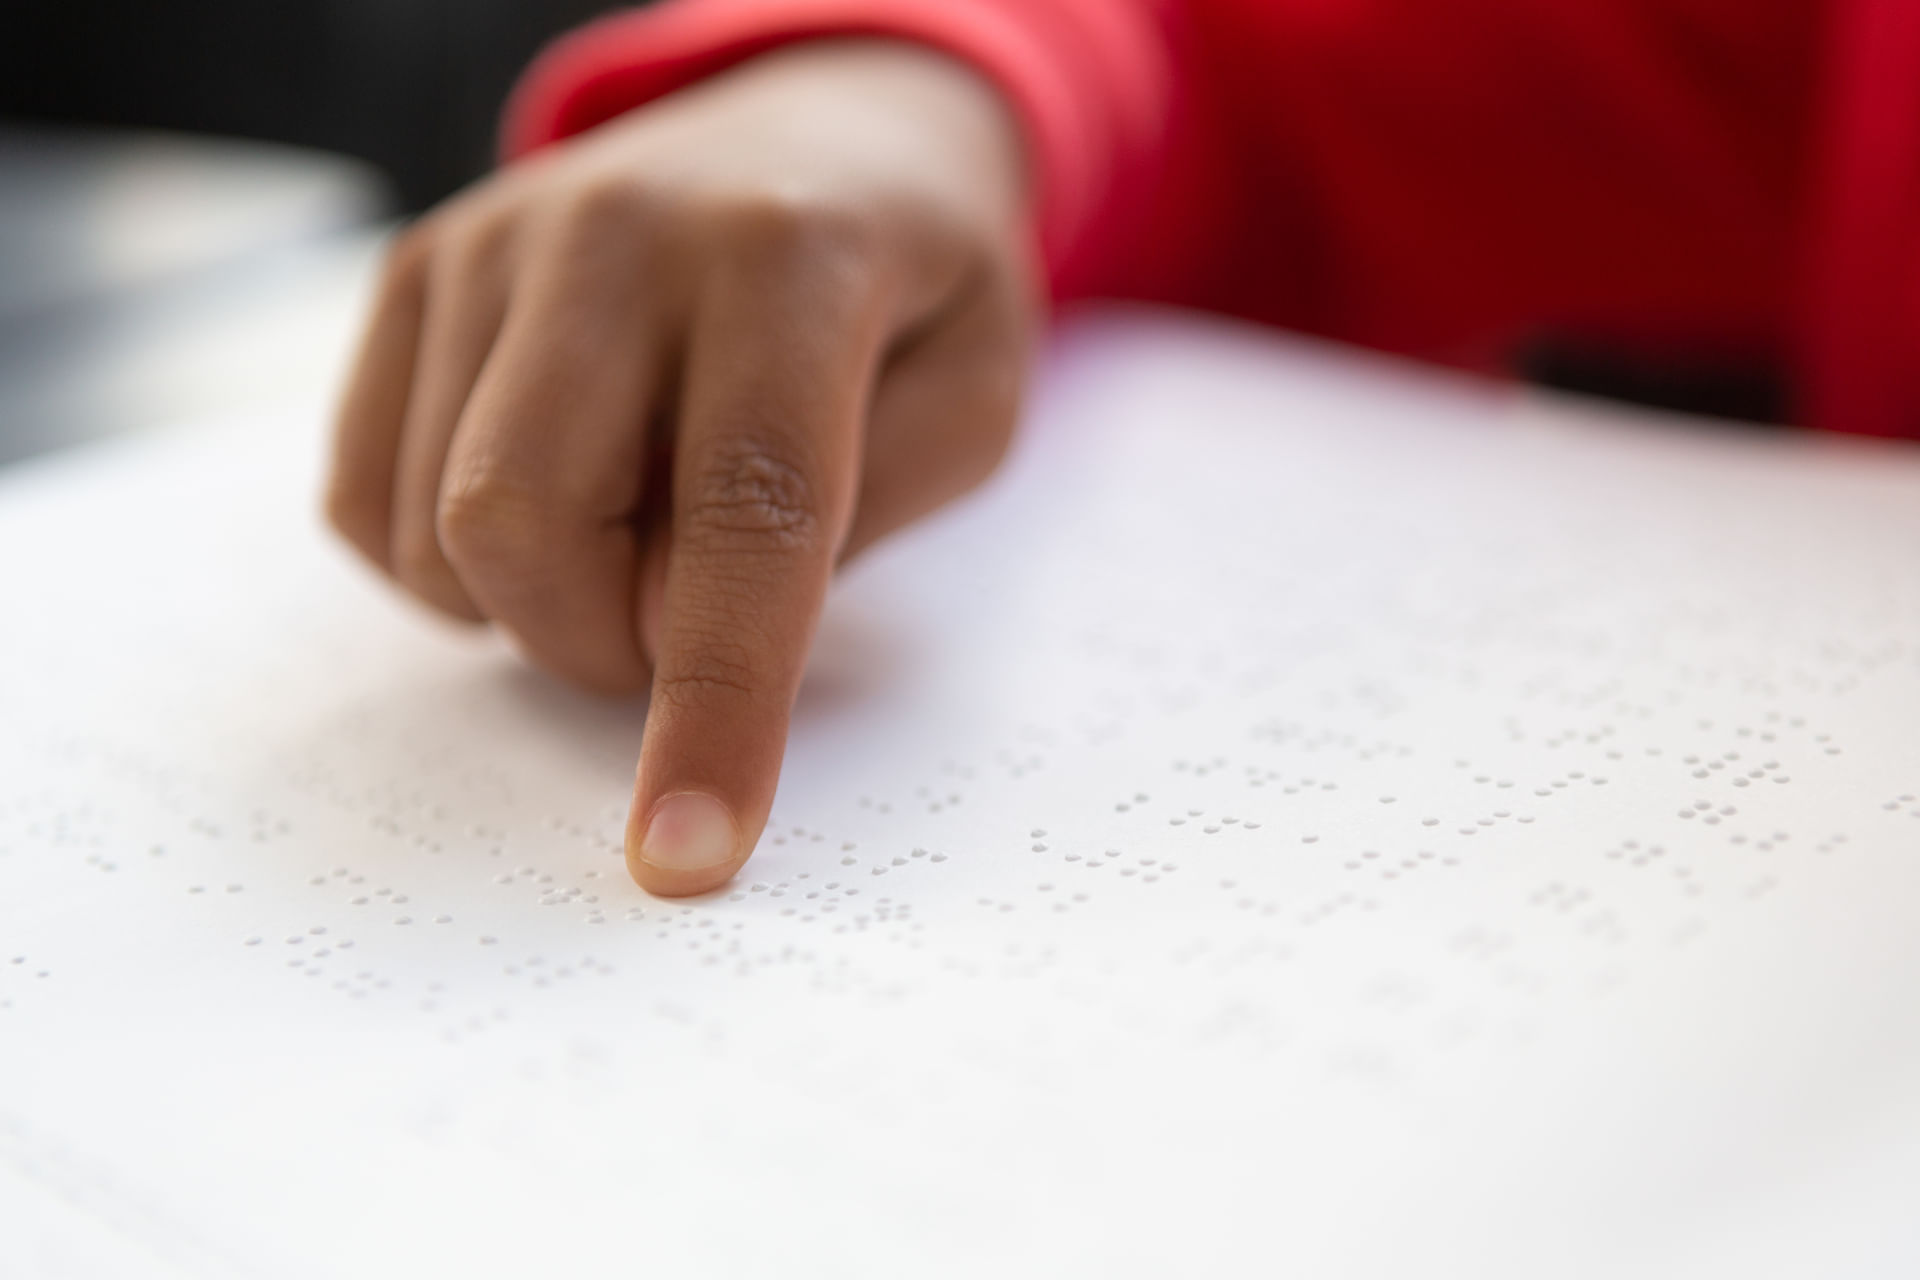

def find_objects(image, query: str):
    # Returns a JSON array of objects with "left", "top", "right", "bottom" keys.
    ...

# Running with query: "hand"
[{"left": 325, "top": 40, "right": 1036, "bottom": 895}]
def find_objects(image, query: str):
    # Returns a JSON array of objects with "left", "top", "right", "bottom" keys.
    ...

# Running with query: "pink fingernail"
[{"left": 639, "top": 793, "right": 739, "bottom": 872}]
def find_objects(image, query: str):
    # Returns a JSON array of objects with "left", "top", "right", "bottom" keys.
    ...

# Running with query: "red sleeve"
[
  {"left": 501, "top": 0, "right": 1243, "bottom": 309},
  {"left": 504, "top": 0, "right": 1920, "bottom": 439},
  {"left": 1802, "top": 0, "right": 1920, "bottom": 439}
]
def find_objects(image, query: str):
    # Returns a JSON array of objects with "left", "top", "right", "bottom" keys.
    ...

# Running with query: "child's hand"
[{"left": 325, "top": 41, "right": 1036, "bottom": 895}]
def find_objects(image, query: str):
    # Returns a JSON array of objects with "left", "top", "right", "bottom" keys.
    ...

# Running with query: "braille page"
[{"left": 3, "top": 311, "right": 1919, "bottom": 1280}]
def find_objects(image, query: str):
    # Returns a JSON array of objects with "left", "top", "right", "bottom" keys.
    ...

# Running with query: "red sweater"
[{"left": 502, "top": 0, "right": 1920, "bottom": 438}]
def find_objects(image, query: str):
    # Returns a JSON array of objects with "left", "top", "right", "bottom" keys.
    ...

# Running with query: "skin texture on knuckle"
[
  {"left": 681, "top": 436, "right": 826, "bottom": 558},
  {"left": 434, "top": 478, "right": 553, "bottom": 585},
  {"left": 651, "top": 626, "right": 767, "bottom": 706},
  {"left": 649, "top": 561, "right": 800, "bottom": 710}
]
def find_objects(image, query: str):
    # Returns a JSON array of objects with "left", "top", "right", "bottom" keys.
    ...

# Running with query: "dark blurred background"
[
  {"left": 6, "top": 0, "right": 629, "bottom": 211},
  {"left": 0, "top": 1, "right": 660, "bottom": 464}
]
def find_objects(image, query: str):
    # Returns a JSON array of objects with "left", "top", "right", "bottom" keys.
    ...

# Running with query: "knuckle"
[
  {"left": 681, "top": 437, "right": 824, "bottom": 556},
  {"left": 323, "top": 481, "right": 380, "bottom": 548},
  {"left": 552, "top": 174, "right": 650, "bottom": 245},
  {"left": 653, "top": 638, "right": 764, "bottom": 706},
  {"left": 391, "top": 523, "right": 452, "bottom": 591},
  {"left": 435, "top": 211, "right": 516, "bottom": 282},
  {"left": 723, "top": 186, "right": 874, "bottom": 271},
  {"left": 381, "top": 223, "right": 435, "bottom": 289},
  {"left": 435, "top": 478, "right": 549, "bottom": 577}
]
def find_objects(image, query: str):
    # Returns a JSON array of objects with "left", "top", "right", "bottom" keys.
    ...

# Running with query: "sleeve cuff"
[{"left": 500, "top": 0, "right": 1171, "bottom": 290}]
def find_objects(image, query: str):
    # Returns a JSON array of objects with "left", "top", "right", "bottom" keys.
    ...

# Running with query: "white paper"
[{"left": 3, "top": 310, "right": 1919, "bottom": 1278}]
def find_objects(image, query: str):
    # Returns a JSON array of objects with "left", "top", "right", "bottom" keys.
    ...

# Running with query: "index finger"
[{"left": 626, "top": 235, "right": 884, "bottom": 896}]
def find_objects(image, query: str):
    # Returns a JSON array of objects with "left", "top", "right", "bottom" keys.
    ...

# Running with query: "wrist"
[{"left": 672, "top": 37, "right": 1031, "bottom": 230}]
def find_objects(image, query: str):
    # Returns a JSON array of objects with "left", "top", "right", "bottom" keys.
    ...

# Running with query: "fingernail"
[{"left": 638, "top": 792, "right": 739, "bottom": 872}]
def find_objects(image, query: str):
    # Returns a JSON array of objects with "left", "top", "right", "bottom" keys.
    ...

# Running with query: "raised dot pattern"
[{"left": 0, "top": 321, "right": 1917, "bottom": 1251}]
